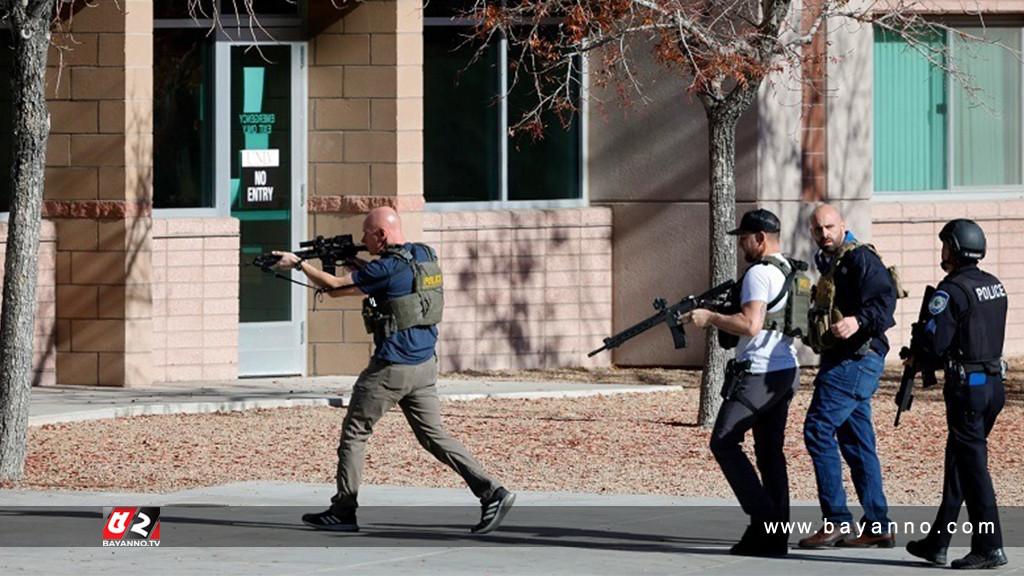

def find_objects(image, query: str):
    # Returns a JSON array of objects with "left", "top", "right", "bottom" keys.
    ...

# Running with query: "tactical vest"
[
  {"left": 940, "top": 267, "right": 1007, "bottom": 365},
  {"left": 361, "top": 243, "right": 444, "bottom": 339},
  {"left": 805, "top": 241, "right": 906, "bottom": 353},
  {"left": 718, "top": 255, "right": 812, "bottom": 350}
]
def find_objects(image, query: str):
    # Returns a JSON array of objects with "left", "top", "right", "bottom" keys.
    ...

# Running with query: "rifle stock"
[{"left": 588, "top": 280, "right": 736, "bottom": 357}]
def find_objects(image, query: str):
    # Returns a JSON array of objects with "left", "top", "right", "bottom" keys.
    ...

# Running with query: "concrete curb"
[{"left": 28, "top": 385, "right": 682, "bottom": 427}]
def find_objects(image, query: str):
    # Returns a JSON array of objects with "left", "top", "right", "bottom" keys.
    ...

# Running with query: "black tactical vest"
[{"left": 941, "top": 265, "right": 1007, "bottom": 364}]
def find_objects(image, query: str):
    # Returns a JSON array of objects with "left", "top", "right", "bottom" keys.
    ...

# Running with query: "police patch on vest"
[
  {"left": 929, "top": 290, "right": 950, "bottom": 315},
  {"left": 422, "top": 274, "right": 442, "bottom": 289}
]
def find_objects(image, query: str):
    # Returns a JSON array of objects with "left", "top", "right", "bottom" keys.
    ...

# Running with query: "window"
[
  {"left": 874, "top": 26, "right": 1023, "bottom": 195},
  {"left": 424, "top": 13, "right": 583, "bottom": 205},
  {"left": 153, "top": 28, "right": 215, "bottom": 209}
]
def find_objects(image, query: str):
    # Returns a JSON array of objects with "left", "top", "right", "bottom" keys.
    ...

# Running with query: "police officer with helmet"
[
  {"left": 273, "top": 206, "right": 516, "bottom": 535},
  {"left": 905, "top": 219, "right": 1009, "bottom": 569}
]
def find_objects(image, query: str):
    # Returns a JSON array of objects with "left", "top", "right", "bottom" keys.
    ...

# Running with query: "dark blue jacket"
[{"left": 821, "top": 245, "right": 898, "bottom": 360}]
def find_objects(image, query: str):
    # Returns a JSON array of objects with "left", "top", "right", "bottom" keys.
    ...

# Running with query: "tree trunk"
[
  {"left": 0, "top": 13, "right": 52, "bottom": 480},
  {"left": 697, "top": 112, "right": 739, "bottom": 428}
]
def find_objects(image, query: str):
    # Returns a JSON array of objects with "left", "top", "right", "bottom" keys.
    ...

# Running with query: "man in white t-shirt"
[{"left": 687, "top": 208, "right": 800, "bottom": 557}]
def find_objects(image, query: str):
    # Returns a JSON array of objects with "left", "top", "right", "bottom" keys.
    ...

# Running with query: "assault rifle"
[
  {"left": 894, "top": 284, "right": 940, "bottom": 427},
  {"left": 247, "top": 234, "right": 366, "bottom": 276},
  {"left": 588, "top": 279, "right": 736, "bottom": 357}
]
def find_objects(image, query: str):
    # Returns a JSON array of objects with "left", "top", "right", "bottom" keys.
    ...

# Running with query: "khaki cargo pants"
[{"left": 331, "top": 356, "right": 501, "bottom": 510}]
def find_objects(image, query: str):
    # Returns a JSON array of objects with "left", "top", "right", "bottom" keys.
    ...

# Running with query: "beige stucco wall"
[{"left": 587, "top": 48, "right": 759, "bottom": 367}]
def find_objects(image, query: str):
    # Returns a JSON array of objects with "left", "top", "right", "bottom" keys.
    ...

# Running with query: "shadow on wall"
[
  {"left": 29, "top": 229, "right": 56, "bottom": 387},
  {"left": 445, "top": 222, "right": 575, "bottom": 371}
]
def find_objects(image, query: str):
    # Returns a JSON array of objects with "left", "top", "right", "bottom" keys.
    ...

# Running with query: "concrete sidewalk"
[
  {"left": 1, "top": 483, "right": 1008, "bottom": 575},
  {"left": 29, "top": 376, "right": 682, "bottom": 426},
  {"left": 13, "top": 378, "right": 1018, "bottom": 574}
]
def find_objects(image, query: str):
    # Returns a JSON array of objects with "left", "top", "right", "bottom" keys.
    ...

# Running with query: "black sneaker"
[
  {"left": 471, "top": 487, "right": 516, "bottom": 534},
  {"left": 906, "top": 538, "right": 947, "bottom": 565},
  {"left": 951, "top": 548, "right": 1008, "bottom": 570},
  {"left": 301, "top": 508, "right": 359, "bottom": 532}
]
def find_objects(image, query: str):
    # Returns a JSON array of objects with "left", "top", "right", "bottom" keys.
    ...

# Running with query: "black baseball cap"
[{"left": 727, "top": 209, "right": 781, "bottom": 235}]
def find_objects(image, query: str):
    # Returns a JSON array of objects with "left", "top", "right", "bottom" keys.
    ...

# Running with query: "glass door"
[{"left": 219, "top": 42, "right": 307, "bottom": 376}]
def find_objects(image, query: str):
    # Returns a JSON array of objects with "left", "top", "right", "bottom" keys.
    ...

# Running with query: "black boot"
[
  {"left": 951, "top": 549, "right": 1008, "bottom": 570},
  {"left": 730, "top": 524, "right": 788, "bottom": 557},
  {"left": 906, "top": 538, "right": 947, "bottom": 566}
]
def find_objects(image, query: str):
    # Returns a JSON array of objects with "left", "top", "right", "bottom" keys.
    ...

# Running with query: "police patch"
[{"left": 929, "top": 290, "right": 950, "bottom": 315}]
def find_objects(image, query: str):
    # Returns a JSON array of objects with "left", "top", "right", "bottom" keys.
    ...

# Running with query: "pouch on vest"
[
  {"left": 361, "top": 243, "right": 445, "bottom": 339},
  {"left": 805, "top": 241, "right": 901, "bottom": 353},
  {"left": 761, "top": 257, "right": 812, "bottom": 339},
  {"left": 718, "top": 256, "right": 811, "bottom": 350}
]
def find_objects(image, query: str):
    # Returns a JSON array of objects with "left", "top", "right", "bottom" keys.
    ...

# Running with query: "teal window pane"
[
  {"left": 953, "top": 28, "right": 1022, "bottom": 187},
  {"left": 873, "top": 27, "right": 948, "bottom": 192}
]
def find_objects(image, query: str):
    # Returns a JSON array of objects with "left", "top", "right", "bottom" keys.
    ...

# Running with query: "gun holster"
[
  {"left": 722, "top": 359, "right": 752, "bottom": 402},
  {"left": 946, "top": 358, "right": 1004, "bottom": 387}
]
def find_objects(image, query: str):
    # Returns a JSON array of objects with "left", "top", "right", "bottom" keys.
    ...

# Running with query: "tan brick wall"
[
  {"left": 305, "top": 212, "right": 374, "bottom": 375},
  {"left": 423, "top": 208, "right": 613, "bottom": 373},
  {"left": 872, "top": 200, "right": 1024, "bottom": 357},
  {"left": 0, "top": 221, "right": 58, "bottom": 387},
  {"left": 308, "top": 0, "right": 422, "bottom": 206},
  {"left": 49, "top": 0, "right": 155, "bottom": 386},
  {"left": 304, "top": 0, "right": 425, "bottom": 376},
  {"left": 151, "top": 218, "right": 239, "bottom": 383}
]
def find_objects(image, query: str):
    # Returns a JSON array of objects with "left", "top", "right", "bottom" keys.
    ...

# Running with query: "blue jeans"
[{"left": 804, "top": 351, "right": 892, "bottom": 532}]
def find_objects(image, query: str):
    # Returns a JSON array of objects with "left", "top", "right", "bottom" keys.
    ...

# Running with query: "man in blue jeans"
[{"left": 799, "top": 204, "right": 898, "bottom": 549}]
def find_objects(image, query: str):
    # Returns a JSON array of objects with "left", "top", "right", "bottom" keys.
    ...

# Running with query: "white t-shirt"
[{"left": 735, "top": 254, "right": 799, "bottom": 374}]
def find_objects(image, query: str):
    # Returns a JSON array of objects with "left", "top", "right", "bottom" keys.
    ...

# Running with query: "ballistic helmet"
[{"left": 939, "top": 218, "right": 986, "bottom": 261}]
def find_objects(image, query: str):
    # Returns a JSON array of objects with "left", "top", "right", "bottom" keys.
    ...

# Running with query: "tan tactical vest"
[
  {"left": 361, "top": 243, "right": 444, "bottom": 339},
  {"left": 806, "top": 241, "right": 907, "bottom": 353}
]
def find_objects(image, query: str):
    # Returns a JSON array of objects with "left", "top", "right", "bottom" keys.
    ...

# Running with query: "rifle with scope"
[
  {"left": 246, "top": 234, "right": 367, "bottom": 277},
  {"left": 588, "top": 279, "right": 736, "bottom": 357}
]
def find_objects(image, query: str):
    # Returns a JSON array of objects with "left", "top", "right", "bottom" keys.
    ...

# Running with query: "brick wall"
[
  {"left": 424, "top": 208, "right": 613, "bottom": 373},
  {"left": 872, "top": 200, "right": 1024, "bottom": 357},
  {"left": 303, "top": 0, "right": 426, "bottom": 376},
  {"left": 151, "top": 218, "right": 239, "bottom": 383},
  {"left": 47, "top": 0, "right": 155, "bottom": 386},
  {"left": 307, "top": 0, "right": 423, "bottom": 214},
  {"left": 0, "top": 221, "right": 57, "bottom": 387}
]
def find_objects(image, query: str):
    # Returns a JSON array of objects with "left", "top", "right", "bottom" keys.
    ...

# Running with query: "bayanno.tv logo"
[{"left": 102, "top": 507, "right": 161, "bottom": 547}]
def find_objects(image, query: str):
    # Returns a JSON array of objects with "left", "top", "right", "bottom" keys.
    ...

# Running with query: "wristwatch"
[{"left": 295, "top": 259, "right": 305, "bottom": 271}]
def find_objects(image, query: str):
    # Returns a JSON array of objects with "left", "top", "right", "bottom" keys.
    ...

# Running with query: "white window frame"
[{"left": 873, "top": 25, "right": 1024, "bottom": 202}]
